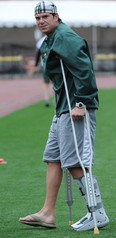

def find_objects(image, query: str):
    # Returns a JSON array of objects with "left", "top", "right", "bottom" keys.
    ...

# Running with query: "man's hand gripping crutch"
[{"left": 60, "top": 59, "right": 99, "bottom": 235}]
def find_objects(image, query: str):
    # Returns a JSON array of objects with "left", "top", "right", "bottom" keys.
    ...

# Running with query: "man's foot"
[
  {"left": 19, "top": 213, "right": 56, "bottom": 228},
  {"left": 71, "top": 210, "right": 109, "bottom": 231}
]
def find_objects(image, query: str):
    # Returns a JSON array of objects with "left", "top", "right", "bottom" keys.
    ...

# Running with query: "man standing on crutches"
[{"left": 19, "top": 1, "right": 109, "bottom": 233}]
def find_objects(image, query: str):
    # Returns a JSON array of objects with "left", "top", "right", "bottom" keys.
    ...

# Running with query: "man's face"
[{"left": 35, "top": 13, "right": 59, "bottom": 35}]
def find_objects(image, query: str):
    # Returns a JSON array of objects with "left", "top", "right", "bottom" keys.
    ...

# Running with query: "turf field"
[{"left": 0, "top": 90, "right": 116, "bottom": 238}]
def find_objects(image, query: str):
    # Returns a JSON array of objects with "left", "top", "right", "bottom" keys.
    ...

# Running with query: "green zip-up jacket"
[{"left": 40, "top": 22, "right": 99, "bottom": 117}]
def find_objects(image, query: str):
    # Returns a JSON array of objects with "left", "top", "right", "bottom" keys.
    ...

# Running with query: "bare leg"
[
  {"left": 20, "top": 162, "right": 62, "bottom": 224},
  {"left": 69, "top": 167, "right": 84, "bottom": 179},
  {"left": 39, "top": 162, "right": 62, "bottom": 221}
]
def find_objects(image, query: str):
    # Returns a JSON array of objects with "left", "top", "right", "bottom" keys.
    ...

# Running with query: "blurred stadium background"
[{"left": 0, "top": 0, "right": 116, "bottom": 75}]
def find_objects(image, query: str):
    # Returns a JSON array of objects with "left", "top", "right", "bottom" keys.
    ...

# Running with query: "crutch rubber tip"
[
  {"left": 94, "top": 227, "right": 100, "bottom": 234},
  {"left": 69, "top": 221, "right": 73, "bottom": 225}
]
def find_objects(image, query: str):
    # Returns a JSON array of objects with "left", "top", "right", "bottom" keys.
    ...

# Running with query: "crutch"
[
  {"left": 64, "top": 168, "right": 74, "bottom": 225},
  {"left": 60, "top": 59, "right": 99, "bottom": 235}
]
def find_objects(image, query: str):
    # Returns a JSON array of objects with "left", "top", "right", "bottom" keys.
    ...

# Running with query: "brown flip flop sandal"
[{"left": 19, "top": 214, "right": 56, "bottom": 228}]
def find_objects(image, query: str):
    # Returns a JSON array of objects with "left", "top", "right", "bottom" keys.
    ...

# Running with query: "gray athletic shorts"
[{"left": 43, "top": 110, "right": 96, "bottom": 168}]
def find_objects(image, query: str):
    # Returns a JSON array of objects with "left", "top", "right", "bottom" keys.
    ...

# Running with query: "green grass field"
[{"left": 0, "top": 90, "right": 116, "bottom": 238}]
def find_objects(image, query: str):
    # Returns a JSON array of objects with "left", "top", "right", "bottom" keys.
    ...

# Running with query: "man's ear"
[{"left": 54, "top": 13, "right": 59, "bottom": 20}]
